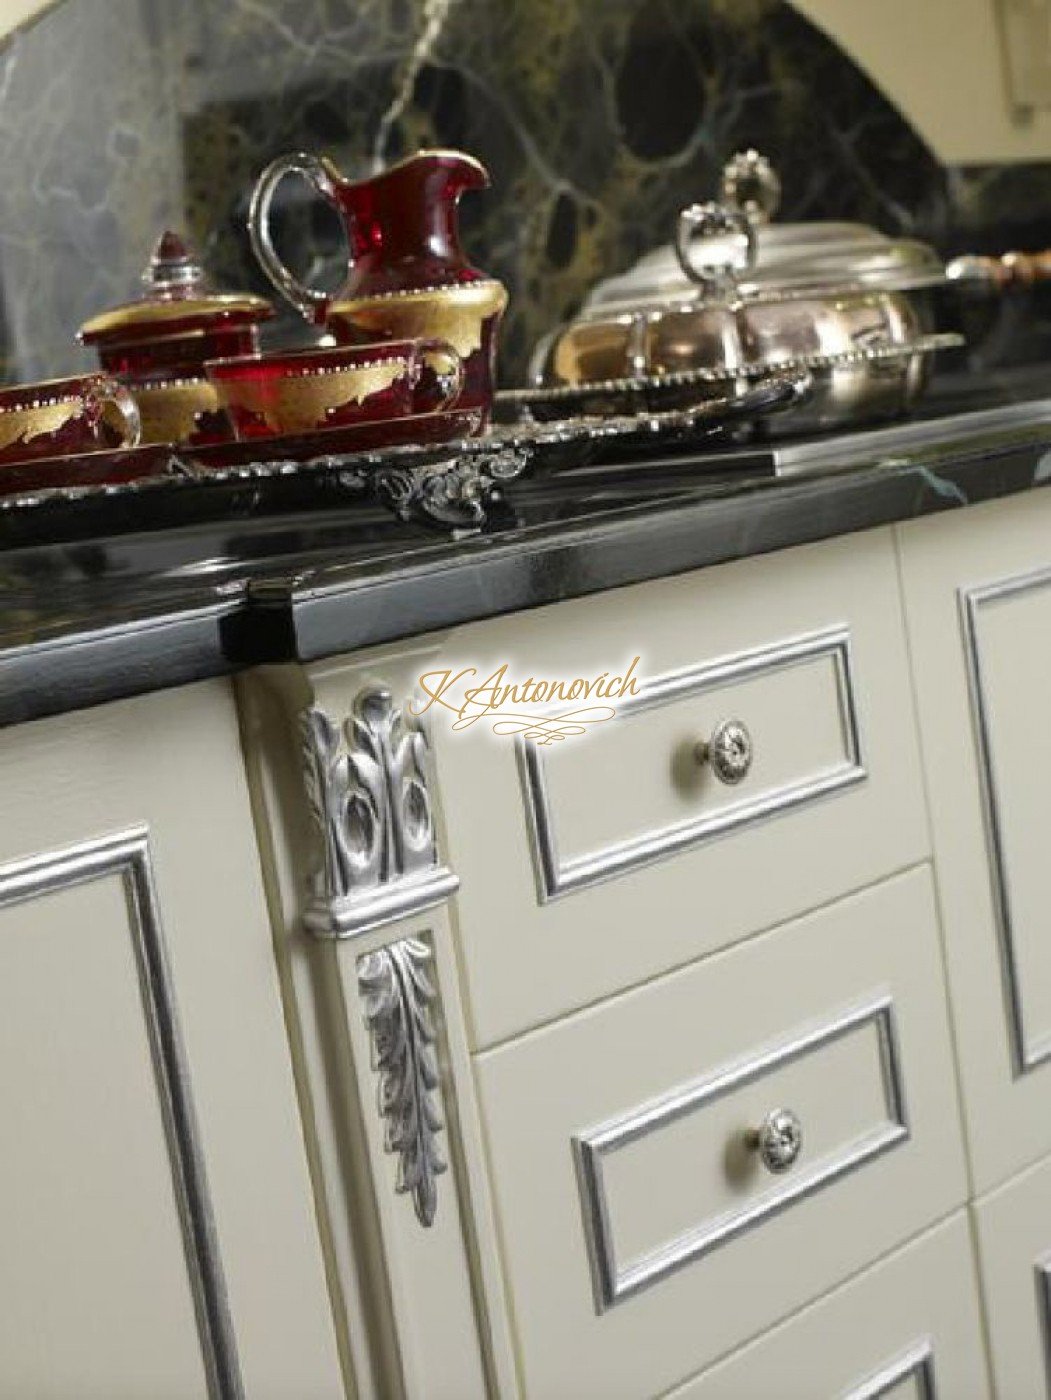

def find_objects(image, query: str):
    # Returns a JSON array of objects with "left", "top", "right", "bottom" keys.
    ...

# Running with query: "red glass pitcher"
[{"left": 249, "top": 149, "right": 507, "bottom": 427}]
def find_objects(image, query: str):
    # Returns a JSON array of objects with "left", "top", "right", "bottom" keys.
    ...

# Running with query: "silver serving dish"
[{"left": 532, "top": 151, "right": 965, "bottom": 433}]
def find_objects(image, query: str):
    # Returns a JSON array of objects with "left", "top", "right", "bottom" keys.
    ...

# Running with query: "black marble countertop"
[{"left": 3, "top": 398, "right": 1051, "bottom": 728}]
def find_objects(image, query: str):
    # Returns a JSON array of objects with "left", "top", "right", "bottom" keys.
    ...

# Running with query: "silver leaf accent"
[
  {"left": 299, "top": 687, "right": 458, "bottom": 939},
  {"left": 300, "top": 705, "right": 359, "bottom": 901},
  {"left": 358, "top": 938, "right": 447, "bottom": 1227}
]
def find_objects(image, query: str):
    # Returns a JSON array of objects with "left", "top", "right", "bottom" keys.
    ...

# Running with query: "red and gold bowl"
[
  {"left": 205, "top": 338, "right": 463, "bottom": 441},
  {"left": 0, "top": 373, "right": 141, "bottom": 464}
]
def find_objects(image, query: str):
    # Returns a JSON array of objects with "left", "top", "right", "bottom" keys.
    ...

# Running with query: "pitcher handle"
[{"left": 249, "top": 152, "right": 348, "bottom": 323}]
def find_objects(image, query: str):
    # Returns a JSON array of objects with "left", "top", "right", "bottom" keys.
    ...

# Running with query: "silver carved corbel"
[
  {"left": 299, "top": 686, "right": 459, "bottom": 939},
  {"left": 358, "top": 938, "right": 446, "bottom": 1227}
]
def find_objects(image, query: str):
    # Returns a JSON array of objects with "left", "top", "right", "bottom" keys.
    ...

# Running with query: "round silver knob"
[
  {"left": 750, "top": 1108, "right": 803, "bottom": 1174},
  {"left": 695, "top": 718, "right": 753, "bottom": 785}
]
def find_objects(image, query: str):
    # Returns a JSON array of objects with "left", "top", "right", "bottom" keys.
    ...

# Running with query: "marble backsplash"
[{"left": 1, "top": 0, "right": 1050, "bottom": 387}]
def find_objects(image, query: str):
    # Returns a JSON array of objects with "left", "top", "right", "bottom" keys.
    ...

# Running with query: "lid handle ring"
[
  {"left": 674, "top": 202, "right": 757, "bottom": 300},
  {"left": 249, "top": 152, "right": 349, "bottom": 324}
]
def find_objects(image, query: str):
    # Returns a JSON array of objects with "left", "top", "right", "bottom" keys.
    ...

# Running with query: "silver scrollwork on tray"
[
  {"left": 300, "top": 687, "right": 458, "bottom": 939},
  {"left": 358, "top": 937, "right": 447, "bottom": 1228},
  {"left": 374, "top": 444, "right": 529, "bottom": 528}
]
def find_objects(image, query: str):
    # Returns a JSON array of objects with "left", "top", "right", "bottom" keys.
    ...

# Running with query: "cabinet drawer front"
[
  {"left": 899, "top": 492, "right": 1051, "bottom": 1191},
  {"left": 526, "top": 626, "right": 863, "bottom": 897},
  {"left": 669, "top": 1214, "right": 988, "bottom": 1399},
  {"left": 475, "top": 868, "right": 966, "bottom": 1397},
  {"left": 578, "top": 993, "right": 906, "bottom": 1310},
  {"left": 437, "top": 529, "right": 928, "bottom": 1047},
  {"left": 973, "top": 1152, "right": 1051, "bottom": 1400}
]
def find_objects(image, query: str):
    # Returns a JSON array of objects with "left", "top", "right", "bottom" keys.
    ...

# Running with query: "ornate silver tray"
[{"left": 0, "top": 374, "right": 806, "bottom": 544}]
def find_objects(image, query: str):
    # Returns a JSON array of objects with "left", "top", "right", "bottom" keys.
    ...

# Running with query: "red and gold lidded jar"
[{"left": 77, "top": 232, "right": 274, "bottom": 443}]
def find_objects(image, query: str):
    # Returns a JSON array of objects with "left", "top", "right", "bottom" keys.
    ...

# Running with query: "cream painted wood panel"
[
  {"left": 666, "top": 1213, "right": 989, "bottom": 1399},
  {"left": 433, "top": 527, "right": 928, "bottom": 1048},
  {"left": 898, "top": 490, "right": 1051, "bottom": 1193},
  {"left": 238, "top": 653, "right": 519, "bottom": 1400},
  {"left": 0, "top": 682, "right": 343, "bottom": 1400},
  {"left": 0, "top": 870, "right": 211, "bottom": 1399},
  {"left": 474, "top": 866, "right": 966, "bottom": 1398},
  {"left": 972, "top": 1151, "right": 1051, "bottom": 1399}
]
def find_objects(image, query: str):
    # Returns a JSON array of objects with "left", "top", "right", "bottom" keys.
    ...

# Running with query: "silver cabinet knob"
[
  {"left": 749, "top": 1108, "right": 803, "bottom": 1174},
  {"left": 695, "top": 718, "right": 753, "bottom": 785}
]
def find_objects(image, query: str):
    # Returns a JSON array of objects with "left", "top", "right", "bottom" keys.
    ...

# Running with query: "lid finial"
[
  {"left": 720, "top": 151, "right": 781, "bottom": 226},
  {"left": 142, "top": 230, "right": 208, "bottom": 297}
]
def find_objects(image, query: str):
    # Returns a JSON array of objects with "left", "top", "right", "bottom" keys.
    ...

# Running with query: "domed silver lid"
[{"left": 580, "top": 150, "right": 947, "bottom": 318}]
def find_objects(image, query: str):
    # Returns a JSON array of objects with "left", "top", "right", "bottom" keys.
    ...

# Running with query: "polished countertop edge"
[
  {"left": 246, "top": 435, "right": 1051, "bottom": 661},
  {"left": 0, "top": 600, "right": 239, "bottom": 726},
  {"left": 2, "top": 427, "right": 1051, "bottom": 727}
]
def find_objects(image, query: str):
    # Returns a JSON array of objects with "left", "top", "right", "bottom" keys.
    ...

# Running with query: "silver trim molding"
[
  {"left": 843, "top": 1338, "right": 936, "bottom": 1400},
  {"left": 300, "top": 687, "right": 458, "bottom": 939},
  {"left": 358, "top": 937, "right": 447, "bottom": 1227},
  {"left": 520, "top": 626, "right": 866, "bottom": 900},
  {"left": 0, "top": 829, "right": 243, "bottom": 1399},
  {"left": 572, "top": 994, "right": 909, "bottom": 1312},
  {"left": 960, "top": 568, "right": 1051, "bottom": 1075},
  {"left": 1035, "top": 1252, "right": 1051, "bottom": 1395}
]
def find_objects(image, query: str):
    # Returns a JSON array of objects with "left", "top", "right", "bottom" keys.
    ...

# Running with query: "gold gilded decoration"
[
  {"left": 217, "top": 356, "right": 410, "bottom": 435},
  {"left": 133, "top": 377, "right": 220, "bottom": 444},
  {"left": 78, "top": 292, "right": 272, "bottom": 340},
  {"left": 330, "top": 280, "right": 508, "bottom": 359},
  {"left": 413, "top": 658, "right": 641, "bottom": 744},
  {"left": 0, "top": 397, "right": 83, "bottom": 452}
]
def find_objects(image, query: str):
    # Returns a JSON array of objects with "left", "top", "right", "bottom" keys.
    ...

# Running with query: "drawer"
[
  {"left": 475, "top": 867, "right": 966, "bottom": 1397},
  {"left": 670, "top": 1213, "right": 988, "bottom": 1399},
  {"left": 434, "top": 527, "right": 928, "bottom": 1047},
  {"left": 972, "top": 1151, "right": 1051, "bottom": 1399},
  {"left": 524, "top": 625, "right": 863, "bottom": 897},
  {"left": 899, "top": 492, "right": 1051, "bottom": 1191}
]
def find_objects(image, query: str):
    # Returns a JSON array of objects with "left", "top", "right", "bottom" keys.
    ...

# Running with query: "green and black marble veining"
[{"left": 0, "top": 0, "right": 1050, "bottom": 386}]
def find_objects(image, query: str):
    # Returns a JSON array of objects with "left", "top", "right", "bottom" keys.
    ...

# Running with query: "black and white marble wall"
[{"left": 0, "top": 0, "right": 1049, "bottom": 385}]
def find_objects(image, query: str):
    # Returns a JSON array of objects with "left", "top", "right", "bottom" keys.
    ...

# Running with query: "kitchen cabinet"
[
  {"left": 0, "top": 680, "right": 343, "bottom": 1399},
  {"left": 231, "top": 524, "right": 976, "bottom": 1398},
  {"left": 14, "top": 487, "right": 1051, "bottom": 1395}
]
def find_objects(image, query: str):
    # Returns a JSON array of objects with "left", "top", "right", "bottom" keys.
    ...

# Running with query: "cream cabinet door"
[
  {"left": 898, "top": 491, "right": 1051, "bottom": 1193},
  {"left": 0, "top": 682, "right": 343, "bottom": 1400}
]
